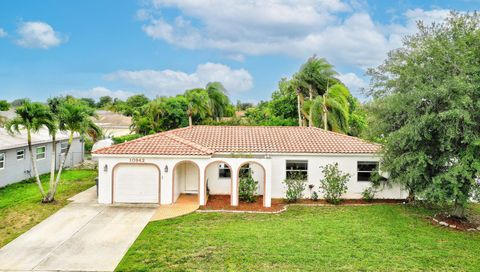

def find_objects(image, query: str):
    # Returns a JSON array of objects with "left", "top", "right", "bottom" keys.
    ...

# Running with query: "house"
[
  {"left": 94, "top": 110, "right": 132, "bottom": 138},
  {"left": 0, "top": 128, "right": 84, "bottom": 187},
  {"left": 92, "top": 126, "right": 406, "bottom": 207}
]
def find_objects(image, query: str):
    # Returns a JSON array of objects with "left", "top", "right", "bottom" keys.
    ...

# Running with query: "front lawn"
[
  {"left": 0, "top": 170, "right": 96, "bottom": 247},
  {"left": 117, "top": 205, "right": 480, "bottom": 271}
]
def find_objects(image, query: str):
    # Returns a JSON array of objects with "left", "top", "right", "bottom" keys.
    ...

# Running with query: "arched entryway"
[
  {"left": 172, "top": 161, "right": 200, "bottom": 204},
  {"left": 237, "top": 161, "right": 266, "bottom": 206},
  {"left": 204, "top": 161, "right": 233, "bottom": 205}
]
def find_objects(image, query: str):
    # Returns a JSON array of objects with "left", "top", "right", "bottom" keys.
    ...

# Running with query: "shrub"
[
  {"left": 112, "top": 134, "right": 143, "bottom": 144},
  {"left": 311, "top": 191, "right": 319, "bottom": 201},
  {"left": 283, "top": 172, "right": 306, "bottom": 203},
  {"left": 239, "top": 173, "right": 258, "bottom": 203},
  {"left": 361, "top": 187, "right": 376, "bottom": 202},
  {"left": 319, "top": 163, "right": 351, "bottom": 204}
]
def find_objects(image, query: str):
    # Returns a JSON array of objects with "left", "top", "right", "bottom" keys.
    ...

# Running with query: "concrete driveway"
[{"left": 0, "top": 187, "right": 156, "bottom": 272}]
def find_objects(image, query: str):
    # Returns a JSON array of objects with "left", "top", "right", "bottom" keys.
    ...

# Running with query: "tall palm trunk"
[
  {"left": 46, "top": 135, "right": 56, "bottom": 201},
  {"left": 308, "top": 86, "right": 314, "bottom": 127},
  {"left": 51, "top": 132, "right": 73, "bottom": 199},
  {"left": 188, "top": 115, "right": 193, "bottom": 126},
  {"left": 323, "top": 82, "right": 329, "bottom": 130},
  {"left": 27, "top": 130, "right": 46, "bottom": 199},
  {"left": 296, "top": 89, "right": 302, "bottom": 126}
]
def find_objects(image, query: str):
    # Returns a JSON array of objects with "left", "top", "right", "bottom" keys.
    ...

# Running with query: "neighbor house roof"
[
  {"left": 0, "top": 127, "right": 80, "bottom": 150},
  {"left": 93, "top": 126, "right": 380, "bottom": 156}
]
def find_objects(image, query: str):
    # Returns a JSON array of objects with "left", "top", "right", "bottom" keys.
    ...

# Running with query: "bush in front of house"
[
  {"left": 311, "top": 191, "right": 319, "bottom": 201},
  {"left": 239, "top": 173, "right": 258, "bottom": 203},
  {"left": 283, "top": 172, "right": 307, "bottom": 203},
  {"left": 361, "top": 187, "right": 376, "bottom": 202},
  {"left": 319, "top": 163, "right": 351, "bottom": 204}
]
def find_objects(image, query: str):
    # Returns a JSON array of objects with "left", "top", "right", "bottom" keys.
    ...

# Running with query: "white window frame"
[
  {"left": 60, "top": 142, "right": 68, "bottom": 155},
  {"left": 16, "top": 149, "right": 25, "bottom": 160},
  {"left": 0, "top": 153, "right": 5, "bottom": 169},
  {"left": 286, "top": 160, "right": 308, "bottom": 180},
  {"left": 357, "top": 161, "right": 379, "bottom": 182},
  {"left": 36, "top": 146, "right": 46, "bottom": 160}
]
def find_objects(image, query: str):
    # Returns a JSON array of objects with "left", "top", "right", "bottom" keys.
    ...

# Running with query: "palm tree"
[
  {"left": 185, "top": 88, "right": 211, "bottom": 126},
  {"left": 297, "top": 56, "right": 337, "bottom": 127},
  {"left": 310, "top": 83, "right": 351, "bottom": 133},
  {"left": 4, "top": 100, "right": 54, "bottom": 201},
  {"left": 205, "top": 82, "right": 230, "bottom": 121},
  {"left": 48, "top": 98, "right": 101, "bottom": 201}
]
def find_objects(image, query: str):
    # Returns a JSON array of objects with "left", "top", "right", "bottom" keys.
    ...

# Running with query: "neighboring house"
[
  {"left": 94, "top": 110, "right": 132, "bottom": 138},
  {"left": 0, "top": 128, "right": 84, "bottom": 187},
  {"left": 93, "top": 126, "right": 406, "bottom": 207}
]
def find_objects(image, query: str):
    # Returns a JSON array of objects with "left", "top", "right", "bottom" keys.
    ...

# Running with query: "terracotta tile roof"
[{"left": 93, "top": 126, "right": 381, "bottom": 156}]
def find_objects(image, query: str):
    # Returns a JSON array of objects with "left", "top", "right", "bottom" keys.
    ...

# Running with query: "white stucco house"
[
  {"left": 93, "top": 126, "right": 406, "bottom": 207},
  {"left": 0, "top": 128, "right": 84, "bottom": 187}
]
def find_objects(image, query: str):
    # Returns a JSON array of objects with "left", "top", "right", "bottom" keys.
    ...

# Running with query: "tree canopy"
[{"left": 366, "top": 12, "right": 480, "bottom": 217}]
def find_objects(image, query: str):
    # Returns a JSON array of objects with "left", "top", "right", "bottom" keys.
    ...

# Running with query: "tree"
[
  {"left": 96, "top": 96, "right": 113, "bottom": 108},
  {"left": 310, "top": 84, "right": 350, "bottom": 133},
  {"left": 51, "top": 98, "right": 101, "bottom": 201},
  {"left": 0, "top": 100, "right": 9, "bottom": 111},
  {"left": 297, "top": 56, "right": 338, "bottom": 127},
  {"left": 79, "top": 98, "right": 96, "bottom": 108},
  {"left": 185, "top": 88, "right": 211, "bottom": 126},
  {"left": 206, "top": 82, "right": 230, "bottom": 121},
  {"left": 5, "top": 100, "right": 54, "bottom": 201},
  {"left": 366, "top": 12, "right": 480, "bottom": 217},
  {"left": 126, "top": 94, "right": 150, "bottom": 108}
]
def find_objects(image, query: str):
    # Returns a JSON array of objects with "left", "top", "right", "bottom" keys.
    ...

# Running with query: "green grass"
[
  {"left": 0, "top": 169, "right": 96, "bottom": 247},
  {"left": 117, "top": 205, "right": 480, "bottom": 272}
]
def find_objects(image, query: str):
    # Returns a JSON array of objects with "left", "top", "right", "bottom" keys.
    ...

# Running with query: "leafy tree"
[
  {"left": 79, "top": 98, "right": 96, "bottom": 108},
  {"left": 96, "top": 96, "right": 113, "bottom": 108},
  {"left": 5, "top": 100, "right": 54, "bottom": 201},
  {"left": 185, "top": 88, "right": 211, "bottom": 126},
  {"left": 126, "top": 94, "right": 150, "bottom": 108},
  {"left": 269, "top": 78, "right": 298, "bottom": 120},
  {"left": 366, "top": 12, "right": 480, "bottom": 217},
  {"left": 0, "top": 100, "right": 9, "bottom": 111}
]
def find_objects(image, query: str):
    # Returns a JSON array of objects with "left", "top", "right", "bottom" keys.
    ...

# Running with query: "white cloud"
[
  {"left": 0, "top": 28, "right": 7, "bottom": 38},
  {"left": 66, "top": 87, "right": 136, "bottom": 100},
  {"left": 16, "top": 21, "right": 65, "bottom": 49},
  {"left": 337, "top": 72, "right": 368, "bottom": 95},
  {"left": 139, "top": 1, "right": 451, "bottom": 68},
  {"left": 105, "top": 62, "right": 253, "bottom": 95}
]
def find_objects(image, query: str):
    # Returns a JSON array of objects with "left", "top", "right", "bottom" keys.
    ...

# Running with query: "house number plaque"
[{"left": 129, "top": 158, "right": 145, "bottom": 163}]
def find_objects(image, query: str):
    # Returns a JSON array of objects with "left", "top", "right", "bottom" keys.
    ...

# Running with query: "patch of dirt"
[
  {"left": 431, "top": 214, "right": 479, "bottom": 231},
  {"left": 200, "top": 195, "right": 405, "bottom": 212}
]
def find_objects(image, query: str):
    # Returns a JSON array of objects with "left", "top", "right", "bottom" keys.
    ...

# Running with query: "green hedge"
[{"left": 112, "top": 134, "right": 143, "bottom": 144}]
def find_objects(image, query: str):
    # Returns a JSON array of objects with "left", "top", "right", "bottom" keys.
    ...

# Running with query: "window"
[
  {"left": 0, "top": 153, "right": 4, "bottom": 169},
  {"left": 239, "top": 164, "right": 252, "bottom": 178},
  {"left": 60, "top": 142, "right": 68, "bottom": 155},
  {"left": 218, "top": 163, "right": 231, "bottom": 178},
  {"left": 16, "top": 149, "right": 25, "bottom": 160},
  {"left": 286, "top": 160, "right": 308, "bottom": 180},
  {"left": 357, "top": 161, "right": 379, "bottom": 182},
  {"left": 36, "top": 146, "right": 46, "bottom": 160}
]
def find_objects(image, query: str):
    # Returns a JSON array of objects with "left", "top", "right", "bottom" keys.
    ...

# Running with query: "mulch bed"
[
  {"left": 200, "top": 195, "right": 405, "bottom": 212},
  {"left": 430, "top": 214, "right": 480, "bottom": 232}
]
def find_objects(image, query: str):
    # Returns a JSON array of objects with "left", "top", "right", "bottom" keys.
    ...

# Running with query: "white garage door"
[{"left": 113, "top": 164, "right": 159, "bottom": 203}]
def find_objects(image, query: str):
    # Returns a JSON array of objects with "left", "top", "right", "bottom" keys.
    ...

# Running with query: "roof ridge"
[
  {"left": 309, "top": 126, "right": 381, "bottom": 146},
  {"left": 163, "top": 133, "right": 214, "bottom": 155}
]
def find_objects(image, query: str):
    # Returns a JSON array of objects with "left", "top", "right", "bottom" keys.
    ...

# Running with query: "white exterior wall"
[
  {"left": 94, "top": 153, "right": 405, "bottom": 207},
  {"left": 270, "top": 154, "right": 407, "bottom": 199},
  {"left": 0, "top": 138, "right": 84, "bottom": 187}
]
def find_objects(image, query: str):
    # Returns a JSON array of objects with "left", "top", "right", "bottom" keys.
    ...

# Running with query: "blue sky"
[{"left": 0, "top": 0, "right": 478, "bottom": 103}]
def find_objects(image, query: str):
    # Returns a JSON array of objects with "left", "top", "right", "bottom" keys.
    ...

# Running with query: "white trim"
[
  {"left": 93, "top": 152, "right": 380, "bottom": 159},
  {"left": 16, "top": 149, "right": 25, "bottom": 160},
  {"left": 36, "top": 146, "right": 46, "bottom": 161},
  {"left": 0, "top": 152, "right": 4, "bottom": 170}
]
